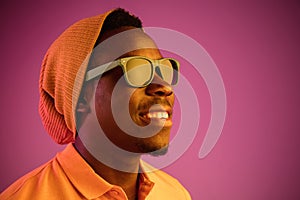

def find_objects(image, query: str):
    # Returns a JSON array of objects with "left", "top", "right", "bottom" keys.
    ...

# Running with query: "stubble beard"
[
  {"left": 135, "top": 128, "right": 170, "bottom": 156},
  {"left": 136, "top": 142, "right": 169, "bottom": 156}
]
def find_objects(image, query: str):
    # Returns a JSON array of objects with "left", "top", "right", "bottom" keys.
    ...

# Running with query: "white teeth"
[{"left": 146, "top": 112, "right": 169, "bottom": 119}]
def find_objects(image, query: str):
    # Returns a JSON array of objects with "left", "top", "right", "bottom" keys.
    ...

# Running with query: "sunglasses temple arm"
[{"left": 85, "top": 61, "right": 118, "bottom": 81}]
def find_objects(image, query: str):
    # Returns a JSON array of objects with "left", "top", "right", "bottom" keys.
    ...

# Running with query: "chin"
[
  {"left": 137, "top": 142, "right": 169, "bottom": 156},
  {"left": 135, "top": 131, "right": 170, "bottom": 156},
  {"left": 148, "top": 145, "right": 169, "bottom": 156}
]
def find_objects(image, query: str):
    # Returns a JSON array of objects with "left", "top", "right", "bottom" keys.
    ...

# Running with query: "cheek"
[
  {"left": 128, "top": 88, "right": 145, "bottom": 115},
  {"left": 94, "top": 75, "right": 137, "bottom": 125},
  {"left": 95, "top": 79, "right": 110, "bottom": 110},
  {"left": 94, "top": 69, "right": 123, "bottom": 114}
]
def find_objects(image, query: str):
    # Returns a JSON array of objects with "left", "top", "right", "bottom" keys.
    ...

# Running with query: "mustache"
[{"left": 137, "top": 98, "right": 173, "bottom": 111}]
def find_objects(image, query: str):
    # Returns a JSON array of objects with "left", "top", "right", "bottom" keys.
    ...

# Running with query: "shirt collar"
[
  {"left": 57, "top": 143, "right": 155, "bottom": 199},
  {"left": 138, "top": 172, "right": 155, "bottom": 199},
  {"left": 57, "top": 143, "right": 113, "bottom": 199}
]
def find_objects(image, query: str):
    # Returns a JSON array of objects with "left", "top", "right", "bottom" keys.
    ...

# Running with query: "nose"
[{"left": 145, "top": 75, "right": 173, "bottom": 96}]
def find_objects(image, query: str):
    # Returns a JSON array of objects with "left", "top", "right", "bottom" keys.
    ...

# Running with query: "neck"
[{"left": 74, "top": 137, "right": 141, "bottom": 200}]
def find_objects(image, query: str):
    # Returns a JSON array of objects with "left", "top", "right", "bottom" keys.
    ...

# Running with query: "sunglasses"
[{"left": 85, "top": 56, "right": 180, "bottom": 87}]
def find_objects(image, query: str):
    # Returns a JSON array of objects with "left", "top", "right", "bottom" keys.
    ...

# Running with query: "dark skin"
[{"left": 74, "top": 27, "right": 174, "bottom": 200}]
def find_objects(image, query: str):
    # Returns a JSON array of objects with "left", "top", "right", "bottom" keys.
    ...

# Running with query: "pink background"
[{"left": 1, "top": 1, "right": 300, "bottom": 199}]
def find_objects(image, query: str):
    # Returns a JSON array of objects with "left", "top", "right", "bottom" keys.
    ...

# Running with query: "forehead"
[
  {"left": 90, "top": 28, "right": 161, "bottom": 66},
  {"left": 121, "top": 48, "right": 162, "bottom": 60}
]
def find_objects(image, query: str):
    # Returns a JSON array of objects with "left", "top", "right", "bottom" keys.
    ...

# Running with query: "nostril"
[
  {"left": 146, "top": 83, "right": 173, "bottom": 96},
  {"left": 155, "top": 90, "right": 173, "bottom": 96},
  {"left": 155, "top": 91, "right": 166, "bottom": 96}
]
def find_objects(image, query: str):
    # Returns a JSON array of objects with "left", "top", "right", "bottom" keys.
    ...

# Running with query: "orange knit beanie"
[{"left": 39, "top": 10, "right": 113, "bottom": 144}]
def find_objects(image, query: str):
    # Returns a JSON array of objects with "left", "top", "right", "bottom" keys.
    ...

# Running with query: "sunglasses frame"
[{"left": 85, "top": 56, "right": 180, "bottom": 87}]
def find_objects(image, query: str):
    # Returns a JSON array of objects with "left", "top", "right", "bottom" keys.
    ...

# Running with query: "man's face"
[{"left": 91, "top": 36, "right": 175, "bottom": 155}]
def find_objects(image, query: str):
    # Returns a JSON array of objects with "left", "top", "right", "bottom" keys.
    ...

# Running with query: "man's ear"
[
  {"left": 76, "top": 81, "right": 96, "bottom": 130},
  {"left": 76, "top": 98, "right": 91, "bottom": 113},
  {"left": 77, "top": 81, "right": 96, "bottom": 113}
]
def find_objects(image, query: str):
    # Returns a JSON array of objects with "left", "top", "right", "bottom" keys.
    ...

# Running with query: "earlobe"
[
  {"left": 76, "top": 82, "right": 96, "bottom": 114},
  {"left": 76, "top": 81, "right": 97, "bottom": 131},
  {"left": 76, "top": 100, "right": 91, "bottom": 113},
  {"left": 76, "top": 95, "right": 92, "bottom": 131}
]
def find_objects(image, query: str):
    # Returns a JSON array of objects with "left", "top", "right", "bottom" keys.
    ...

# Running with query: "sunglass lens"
[
  {"left": 126, "top": 58, "right": 152, "bottom": 87},
  {"left": 160, "top": 59, "right": 177, "bottom": 85}
]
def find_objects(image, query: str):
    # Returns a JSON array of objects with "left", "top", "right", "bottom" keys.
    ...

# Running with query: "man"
[{"left": 1, "top": 8, "right": 191, "bottom": 200}]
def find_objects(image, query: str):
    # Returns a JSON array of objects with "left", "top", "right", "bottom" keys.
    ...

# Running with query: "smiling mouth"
[
  {"left": 138, "top": 105, "right": 172, "bottom": 127},
  {"left": 145, "top": 111, "right": 169, "bottom": 119}
]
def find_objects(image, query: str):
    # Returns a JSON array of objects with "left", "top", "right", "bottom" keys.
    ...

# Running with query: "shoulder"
[
  {"left": 0, "top": 157, "right": 69, "bottom": 200},
  {"left": 141, "top": 161, "right": 191, "bottom": 200}
]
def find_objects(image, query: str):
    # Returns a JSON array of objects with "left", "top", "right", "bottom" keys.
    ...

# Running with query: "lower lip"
[{"left": 139, "top": 115, "right": 173, "bottom": 128}]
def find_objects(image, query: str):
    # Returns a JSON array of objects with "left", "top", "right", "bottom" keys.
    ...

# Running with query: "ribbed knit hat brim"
[{"left": 39, "top": 10, "right": 113, "bottom": 144}]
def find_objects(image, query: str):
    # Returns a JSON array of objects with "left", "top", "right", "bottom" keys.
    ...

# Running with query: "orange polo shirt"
[{"left": 1, "top": 144, "right": 191, "bottom": 200}]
